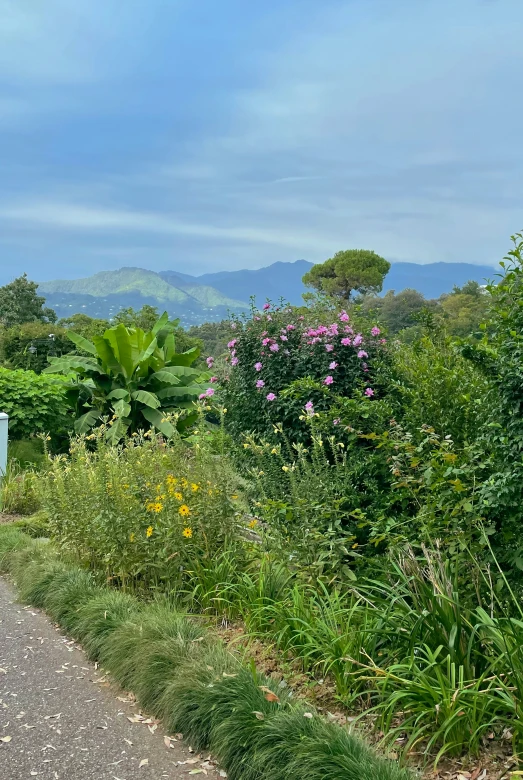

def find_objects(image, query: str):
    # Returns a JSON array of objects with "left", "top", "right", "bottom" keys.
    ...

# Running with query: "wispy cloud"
[{"left": 0, "top": 0, "right": 522, "bottom": 283}]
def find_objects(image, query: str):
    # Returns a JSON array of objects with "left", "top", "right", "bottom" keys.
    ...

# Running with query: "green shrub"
[
  {"left": 0, "top": 366, "right": 71, "bottom": 441},
  {"left": 221, "top": 302, "right": 390, "bottom": 442},
  {"left": 37, "top": 429, "right": 244, "bottom": 588}
]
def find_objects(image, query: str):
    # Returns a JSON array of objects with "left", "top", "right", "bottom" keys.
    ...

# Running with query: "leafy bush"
[
  {"left": 0, "top": 366, "right": 71, "bottom": 441},
  {"left": 45, "top": 312, "right": 210, "bottom": 441},
  {"left": 221, "top": 302, "right": 389, "bottom": 441},
  {"left": 37, "top": 427, "right": 244, "bottom": 588}
]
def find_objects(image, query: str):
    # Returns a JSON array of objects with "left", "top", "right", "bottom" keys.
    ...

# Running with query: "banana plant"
[{"left": 44, "top": 313, "right": 209, "bottom": 441}]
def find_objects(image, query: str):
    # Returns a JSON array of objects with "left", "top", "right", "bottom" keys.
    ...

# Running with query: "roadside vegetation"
[{"left": 2, "top": 232, "right": 523, "bottom": 774}]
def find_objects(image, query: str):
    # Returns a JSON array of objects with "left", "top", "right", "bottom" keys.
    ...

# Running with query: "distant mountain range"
[{"left": 39, "top": 260, "right": 498, "bottom": 326}]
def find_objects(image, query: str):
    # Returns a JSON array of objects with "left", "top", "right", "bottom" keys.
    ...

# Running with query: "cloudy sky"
[{"left": 0, "top": 0, "right": 522, "bottom": 284}]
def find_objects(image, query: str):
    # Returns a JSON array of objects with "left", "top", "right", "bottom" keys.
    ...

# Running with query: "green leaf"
[
  {"left": 156, "top": 385, "right": 202, "bottom": 400},
  {"left": 151, "top": 312, "right": 170, "bottom": 335},
  {"left": 66, "top": 331, "right": 98, "bottom": 355},
  {"left": 113, "top": 399, "right": 131, "bottom": 418},
  {"left": 152, "top": 365, "right": 200, "bottom": 382},
  {"left": 105, "top": 324, "right": 135, "bottom": 379},
  {"left": 105, "top": 417, "right": 129, "bottom": 444},
  {"left": 168, "top": 346, "right": 200, "bottom": 366},
  {"left": 74, "top": 409, "right": 101, "bottom": 434},
  {"left": 107, "top": 388, "right": 131, "bottom": 401},
  {"left": 131, "top": 390, "right": 161, "bottom": 408},
  {"left": 141, "top": 407, "right": 175, "bottom": 438},
  {"left": 92, "top": 336, "right": 122, "bottom": 375},
  {"left": 136, "top": 335, "right": 158, "bottom": 367},
  {"left": 44, "top": 356, "right": 99, "bottom": 374}
]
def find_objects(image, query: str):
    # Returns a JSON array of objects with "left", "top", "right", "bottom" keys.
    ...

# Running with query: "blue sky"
[{"left": 1, "top": 0, "right": 522, "bottom": 284}]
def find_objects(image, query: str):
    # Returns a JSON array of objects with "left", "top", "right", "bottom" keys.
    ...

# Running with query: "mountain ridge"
[{"left": 39, "top": 260, "right": 498, "bottom": 325}]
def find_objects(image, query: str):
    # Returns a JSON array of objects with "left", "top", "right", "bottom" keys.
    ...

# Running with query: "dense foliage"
[
  {"left": 8, "top": 233, "right": 523, "bottom": 768},
  {"left": 303, "top": 249, "right": 391, "bottom": 299},
  {"left": 44, "top": 313, "right": 209, "bottom": 441},
  {"left": 0, "top": 366, "right": 71, "bottom": 440},
  {"left": 0, "top": 273, "right": 56, "bottom": 327}
]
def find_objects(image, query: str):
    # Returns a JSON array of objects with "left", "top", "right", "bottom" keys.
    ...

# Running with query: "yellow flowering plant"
[{"left": 37, "top": 423, "right": 243, "bottom": 588}]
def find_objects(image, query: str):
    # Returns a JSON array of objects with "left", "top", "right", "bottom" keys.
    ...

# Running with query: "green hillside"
[
  {"left": 39, "top": 267, "right": 248, "bottom": 310},
  {"left": 39, "top": 268, "right": 192, "bottom": 304}
]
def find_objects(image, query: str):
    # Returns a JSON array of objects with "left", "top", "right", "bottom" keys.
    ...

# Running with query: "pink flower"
[
  {"left": 266, "top": 392, "right": 276, "bottom": 401},
  {"left": 230, "top": 349, "right": 236, "bottom": 357},
  {"left": 305, "top": 400, "right": 314, "bottom": 416},
  {"left": 328, "top": 323, "right": 339, "bottom": 336},
  {"left": 380, "top": 338, "right": 387, "bottom": 345},
  {"left": 329, "top": 361, "right": 338, "bottom": 370},
  {"left": 206, "top": 387, "right": 215, "bottom": 397},
  {"left": 230, "top": 323, "right": 237, "bottom": 330},
  {"left": 206, "top": 356, "right": 214, "bottom": 367},
  {"left": 365, "top": 388, "right": 375, "bottom": 397},
  {"left": 371, "top": 326, "right": 381, "bottom": 336},
  {"left": 210, "top": 376, "right": 218, "bottom": 383},
  {"left": 339, "top": 310, "right": 350, "bottom": 322},
  {"left": 266, "top": 315, "right": 272, "bottom": 321},
  {"left": 280, "top": 334, "right": 288, "bottom": 341},
  {"left": 324, "top": 375, "right": 334, "bottom": 386},
  {"left": 254, "top": 316, "right": 261, "bottom": 321},
  {"left": 270, "top": 343, "right": 279, "bottom": 352},
  {"left": 333, "top": 418, "right": 340, "bottom": 425},
  {"left": 231, "top": 357, "right": 239, "bottom": 366},
  {"left": 198, "top": 393, "right": 206, "bottom": 400},
  {"left": 262, "top": 338, "right": 271, "bottom": 346},
  {"left": 353, "top": 334, "right": 363, "bottom": 347},
  {"left": 317, "top": 326, "right": 328, "bottom": 335},
  {"left": 263, "top": 303, "right": 271, "bottom": 310},
  {"left": 344, "top": 325, "right": 354, "bottom": 334},
  {"left": 298, "top": 315, "right": 304, "bottom": 320},
  {"left": 325, "top": 344, "right": 334, "bottom": 352},
  {"left": 341, "top": 337, "right": 352, "bottom": 346},
  {"left": 255, "top": 362, "right": 263, "bottom": 371},
  {"left": 357, "top": 350, "right": 368, "bottom": 359},
  {"left": 286, "top": 324, "right": 296, "bottom": 331},
  {"left": 227, "top": 339, "right": 237, "bottom": 349},
  {"left": 256, "top": 379, "right": 265, "bottom": 389}
]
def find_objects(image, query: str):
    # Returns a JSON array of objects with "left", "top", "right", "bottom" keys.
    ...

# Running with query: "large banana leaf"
[
  {"left": 74, "top": 409, "right": 101, "bottom": 434},
  {"left": 52, "top": 312, "right": 207, "bottom": 442},
  {"left": 141, "top": 407, "right": 176, "bottom": 437}
]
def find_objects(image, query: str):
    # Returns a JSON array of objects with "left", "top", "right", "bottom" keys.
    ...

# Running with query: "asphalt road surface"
[{"left": 0, "top": 576, "right": 224, "bottom": 780}]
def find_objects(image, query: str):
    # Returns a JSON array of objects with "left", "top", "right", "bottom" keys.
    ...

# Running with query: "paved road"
[{"left": 0, "top": 577, "right": 224, "bottom": 780}]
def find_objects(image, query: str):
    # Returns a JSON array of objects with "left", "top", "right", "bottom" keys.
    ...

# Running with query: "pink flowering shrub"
[{"left": 221, "top": 302, "right": 390, "bottom": 439}]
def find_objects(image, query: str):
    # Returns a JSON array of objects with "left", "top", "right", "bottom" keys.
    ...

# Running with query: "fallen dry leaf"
[
  {"left": 259, "top": 686, "right": 280, "bottom": 703},
  {"left": 0, "top": 736, "right": 12, "bottom": 743},
  {"left": 138, "top": 758, "right": 149, "bottom": 768}
]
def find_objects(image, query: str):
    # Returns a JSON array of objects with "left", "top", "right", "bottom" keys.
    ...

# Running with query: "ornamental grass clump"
[{"left": 37, "top": 425, "right": 243, "bottom": 589}]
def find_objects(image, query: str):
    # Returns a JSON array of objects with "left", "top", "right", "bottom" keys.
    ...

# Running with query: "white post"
[{"left": 0, "top": 413, "right": 8, "bottom": 478}]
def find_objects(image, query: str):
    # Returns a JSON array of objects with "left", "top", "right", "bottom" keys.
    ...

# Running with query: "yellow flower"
[
  {"left": 129, "top": 532, "right": 135, "bottom": 542},
  {"left": 153, "top": 502, "right": 163, "bottom": 513},
  {"left": 248, "top": 519, "right": 258, "bottom": 529},
  {"left": 179, "top": 504, "right": 190, "bottom": 517},
  {"left": 146, "top": 501, "right": 156, "bottom": 512},
  {"left": 156, "top": 484, "right": 162, "bottom": 492},
  {"left": 231, "top": 494, "right": 238, "bottom": 500},
  {"left": 191, "top": 483, "right": 199, "bottom": 492},
  {"left": 123, "top": 484, "right": 130, "bottom": 489},
  {"left": 182, "top": 527, "right": 193, "bottom": 538},
  {"left": 282, "top": 466, "right": 289, "bottom": 472},
  {"left": 271, "top": 448, "right": 278, "bottom": 455},
  {"left": 180, "top": 478, "right": 188, "bottom": 488},
  {"left": 173, "top": 491, "right": 183, "bottom": 501},
  {"left": 167, "top": 474, "right": 177, "bottom": 485},
  {"left": 146, "top": 526, "right": 153, "bottom": 538},
  {"left": 352, "top": 542, "right": 359, "bottom": 549}
]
